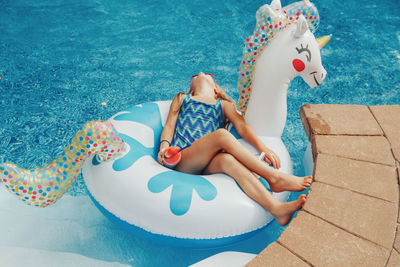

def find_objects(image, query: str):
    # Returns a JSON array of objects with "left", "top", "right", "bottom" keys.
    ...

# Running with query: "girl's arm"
[
  {"left": 222, "top": 100, "right": 281, "bottom": 169},
  {"left": 158, "top": 93, "right": 184, "bottom": 164}
]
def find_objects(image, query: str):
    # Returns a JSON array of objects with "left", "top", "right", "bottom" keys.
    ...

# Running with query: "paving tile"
[
  {"left": 303, "top": 182, "right": 397, "bottom": 248},
  {"left": 398, "top": 184, "right": 400, "bottom": 224},
  {"left": 397, "top": 161, "right": 400, "bottom": 184},
  {"left": 394, "top": 225, "right": 400, "bottom": 252},
  {"left": 314, "top": 153, "right": 398, "bottom": 202},
  {"left": 279, "top": 211, "right": 389, "bottom": 266},
  {"left": 370, "top": 105, "right": 400, "bottom": 162},
  {"left": 300, "top": 104, "right": 382, "bottom": 139},
  {"left": 397, "top": 185, "right": 400, "bottom": 223},
  {"left": 386, "top": 249, "right": 400, "bottom": 267},
  {"left": 246, "top": 242, "right": 309, "bottom": 267},
  {"left": 313, "top": 135, "right": 395, "bottom": 166}
]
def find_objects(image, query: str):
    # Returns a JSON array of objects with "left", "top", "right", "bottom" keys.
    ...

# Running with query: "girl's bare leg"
[
  {"left": 203, "top": 153, "right": 306, "bottom": 225},
  {"left": 175, "top": 129, "right": 312, "bottom": 192}
]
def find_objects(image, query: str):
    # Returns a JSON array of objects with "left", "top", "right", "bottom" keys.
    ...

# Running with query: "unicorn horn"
[{"left": 316, "top": 34, "right": 332, "bottom": 49}]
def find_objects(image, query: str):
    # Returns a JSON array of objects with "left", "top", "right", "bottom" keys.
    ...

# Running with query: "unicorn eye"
[{"left": 296, "top": 44, "right": 311, "bottom": 62}]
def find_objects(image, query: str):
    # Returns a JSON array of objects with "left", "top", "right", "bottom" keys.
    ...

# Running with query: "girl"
[{"left": 158, "top": 72, "right": 312, "bottom": 225}]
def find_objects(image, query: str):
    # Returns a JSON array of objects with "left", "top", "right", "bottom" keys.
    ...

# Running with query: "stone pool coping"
[{"left": 246, "top": 104, "right": 400, "bottom": 266}]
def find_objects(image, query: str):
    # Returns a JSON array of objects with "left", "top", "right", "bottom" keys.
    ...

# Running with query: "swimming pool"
[{"left": 0, "top": 0, "right": 399, "bottom": 266}]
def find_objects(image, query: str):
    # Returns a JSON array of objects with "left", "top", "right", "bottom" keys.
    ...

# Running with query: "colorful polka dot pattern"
[
  {"left": 237, "top": 0, "right": 320, "bottom": 114},
  {"left": 0, "top": 121, "right": 125, "bottom": 207}
]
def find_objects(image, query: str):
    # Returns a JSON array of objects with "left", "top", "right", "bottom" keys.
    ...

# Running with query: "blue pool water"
[{"left": 0, "top": 0, "right": 399, "bottom": 266}]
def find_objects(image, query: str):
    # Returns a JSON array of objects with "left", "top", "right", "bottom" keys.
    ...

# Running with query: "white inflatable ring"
[{"left": 82, "top": 101, "right": 291, "bottom": 248}]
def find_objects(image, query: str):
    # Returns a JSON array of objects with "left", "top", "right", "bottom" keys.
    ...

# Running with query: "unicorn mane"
[{"left": 237, "top": 0, "right": 320, "bottom": 114}]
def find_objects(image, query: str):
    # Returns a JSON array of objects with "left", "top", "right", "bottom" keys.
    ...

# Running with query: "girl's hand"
[
  {"left": 262, "top": 148, "right": 281, "bottom": 169},
  {"left": 158, "top": 148, "right": 167, "bottom": 165}
]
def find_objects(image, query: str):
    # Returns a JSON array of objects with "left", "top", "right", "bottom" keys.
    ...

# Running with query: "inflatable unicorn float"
[{"left": 0, "top": 0, "right": 330, "bottom": 248}]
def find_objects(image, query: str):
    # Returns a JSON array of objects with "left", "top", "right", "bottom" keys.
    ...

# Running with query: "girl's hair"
[{"left": 173, "top": 82, "right": 234, "bottom": 129}]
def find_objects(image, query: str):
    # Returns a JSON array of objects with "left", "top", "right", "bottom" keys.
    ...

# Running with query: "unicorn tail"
[{"left": 0, "top": 120, "right": 126, "bottom": 207}]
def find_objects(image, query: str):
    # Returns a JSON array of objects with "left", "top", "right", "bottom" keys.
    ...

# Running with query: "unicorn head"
[
  {"left": 290, "top": 16, "right": 329, "bottom": 88},
  {"left": 238, "top": 0, "right": 330, "bottom": 137}
]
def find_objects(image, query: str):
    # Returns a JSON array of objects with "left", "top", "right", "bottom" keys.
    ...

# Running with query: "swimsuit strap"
[{"left": 183, "top": 94, "right": 191, "bottom": 103}]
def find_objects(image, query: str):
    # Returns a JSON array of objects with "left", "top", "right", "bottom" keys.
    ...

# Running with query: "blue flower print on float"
[
  {"left": 113, "top": 102, "right": 163, "bottom": 156},
  {"left": 92, "top": 133, "right": 153, "bottom": 170},
  {"left": 148, "top": 171, "right": 217, "bottom": 216},
  {"left": 112, "top": 133, "right": 154, "bottom": 171},
  {"left": 91, "top": 102, "right": 163, "bottom": 170}
]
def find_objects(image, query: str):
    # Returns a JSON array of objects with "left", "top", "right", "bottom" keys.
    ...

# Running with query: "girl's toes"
[{"left": 304, "top": 176, "right": 313, "bottom": 184}]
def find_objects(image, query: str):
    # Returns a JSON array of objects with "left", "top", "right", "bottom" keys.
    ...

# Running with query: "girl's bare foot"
[
  {"left": 269, "top": 173, "right": 312, "bottom": 193},
  {"left": 271, "top": 194, "right": 307, "bottom": 226}
]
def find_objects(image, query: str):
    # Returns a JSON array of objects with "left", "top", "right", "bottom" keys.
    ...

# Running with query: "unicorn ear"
[
  {"left": 294, "top": 15, "right": 308, "bottom": 37},
  {"left": 270, "top": 0, "right": 281, "bottom": 10}
]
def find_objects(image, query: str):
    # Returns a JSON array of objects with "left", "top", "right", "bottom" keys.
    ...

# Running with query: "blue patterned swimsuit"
[{"left": 171, "top": 95, "right": 223, "bottom": 149}]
